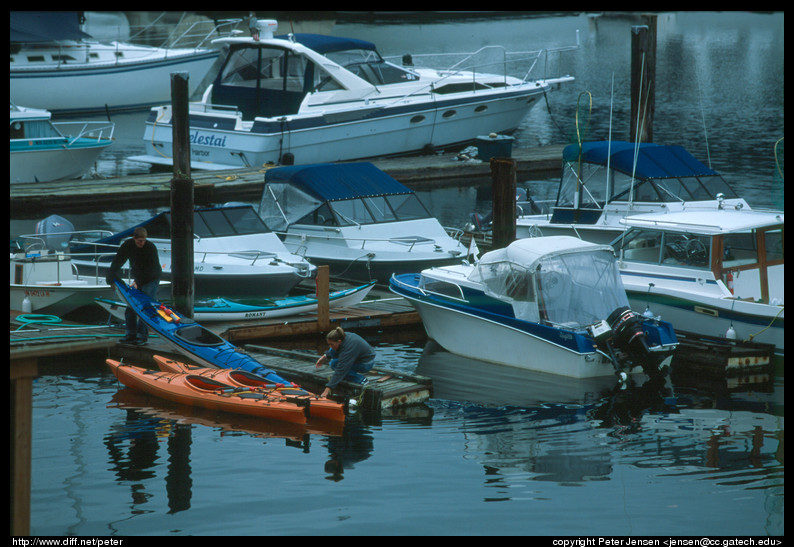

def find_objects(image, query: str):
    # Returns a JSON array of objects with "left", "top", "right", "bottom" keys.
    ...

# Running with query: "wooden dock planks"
[
  {"left": 243, "top": 345, "right": 432, "bottom": 410},
  {"left": 9, "top": 145, "right": 565, "bottom": 216}
]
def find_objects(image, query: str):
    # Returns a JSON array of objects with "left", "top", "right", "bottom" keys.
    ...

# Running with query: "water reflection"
[{"left": 417, "top": 340, "right": 783, "bottom": 498}]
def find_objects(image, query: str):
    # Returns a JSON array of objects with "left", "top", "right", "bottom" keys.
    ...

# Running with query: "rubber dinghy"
[
  {"left": 106, "top": 359, "right": 309, "bottom": 424},
  {"left": 153, "top": 355, "right": 345, "bottom": 421},
  {"left": 112, "top": 280, "right": 297, "bottom": 383}
]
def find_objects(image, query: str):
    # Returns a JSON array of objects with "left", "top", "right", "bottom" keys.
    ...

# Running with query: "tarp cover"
[
  {"left": 563, "top": 141, "right": 718, "bottom": 180},
  {"left": 260, "top": 163, "right": 415, "bottom": 231},
  {"left": 11, "top": 12, "right": 91, "bottom": 43},
  {"left": 471, "top": 236, "right": 629, "bottom": 327},
  {"left": 264, "top": 162, "right": 411, "bottom": 201}
]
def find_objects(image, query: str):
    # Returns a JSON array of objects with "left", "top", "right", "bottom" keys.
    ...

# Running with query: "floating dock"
[{"left": 9, "top": 144, "right": 565, "bottom": 215}]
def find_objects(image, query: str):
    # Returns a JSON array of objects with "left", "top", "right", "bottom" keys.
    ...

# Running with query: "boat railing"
[
  {"left": 126, "top": 14, "right": 246, "bottom": 51},
  {"left": 390, "top": 273, "right": 468, "bottom": 303},
  {"left": 382, "top": 36, "right": 578, "bottom": 97},
  {"left": 51, "top": 120, "right": 116, "bottom": 145},
  {"left": 279, "top": 229, "right": 462, "bottom": 254}
]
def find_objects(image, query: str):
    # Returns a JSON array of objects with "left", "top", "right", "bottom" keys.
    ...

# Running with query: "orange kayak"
[
  {"left": 153, "top": 355, "right": 346, "bottom": 422},
  {"left": 106, "top": 359, "right": 309, "bottom": 424}
]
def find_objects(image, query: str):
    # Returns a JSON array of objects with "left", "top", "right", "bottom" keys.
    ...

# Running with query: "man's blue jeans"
[
  {"left": 125, "top": 280, "right": 159, "bottom": 341},
  {"left": 328, "top": 349, "right": 374, "bottom": 385}
]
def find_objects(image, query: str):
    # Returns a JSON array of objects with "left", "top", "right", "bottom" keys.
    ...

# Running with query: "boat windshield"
[
  {"left": 557, "top": 162, "right": 739, "bottom": 208},
  {"left": 475, "top": 248, "right": 630, "bottom": 328},
  {"left": 613, "top": 228, "right": 712, "bottom": 269},
  {"left": 139, "top": 207, "right": 271, "bottom": 239},
  {"left": 213, "top": 45, "right": 316, "bottom": 118},
  {"left": 323, "top": 48, "right": 419, "bottom": 87}
]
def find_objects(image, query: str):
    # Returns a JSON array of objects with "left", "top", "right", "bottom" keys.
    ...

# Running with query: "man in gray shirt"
[{"left": 315, "top": 327, "right": 375, "bottom": 398}]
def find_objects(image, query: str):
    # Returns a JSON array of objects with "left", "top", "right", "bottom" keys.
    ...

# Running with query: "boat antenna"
[
  {"left": 696, "top": 75, "right": 712, "bottom": 168},
  {"left": 629, "top": 53, "right": 646, "bottom": 205},
  {"left": 606, "top": 73, "right": 614, "bottom": 207},
  {"left": 574, "top": 90, "right": 593, "bottom": 210}
]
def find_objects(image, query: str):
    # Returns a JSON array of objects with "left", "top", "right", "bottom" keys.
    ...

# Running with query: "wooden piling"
[
  {"left": 316, "top": 265, "right": 331, "bottom": 332},
  {"left": 490, "top": 157, "right": 517, "bottom": 249},
  {"left": 169, "top": 72, "right": 195, "bottom": 316},
  {"left": 630, "top": 15, "right": 657, "bottom": 143}
]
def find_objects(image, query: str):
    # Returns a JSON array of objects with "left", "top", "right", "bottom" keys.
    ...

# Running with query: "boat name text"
[{"left": 189, "top": 131, "right": 227, "bottom": 148}]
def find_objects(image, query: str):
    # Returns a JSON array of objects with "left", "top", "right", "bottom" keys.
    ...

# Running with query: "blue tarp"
[
  {"left": 275, "top": 33, "right": 377, "bottom": 55},
  {"left": 563, "top": 141, "right": 718, "bottom": 179},
  {"left": 11, "top": 12, "right": 91, "bottom": 43},
  {"left": 265, "top": 162, "right": 412, "bottom": 201}
]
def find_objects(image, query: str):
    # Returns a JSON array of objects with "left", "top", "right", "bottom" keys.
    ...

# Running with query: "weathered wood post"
[
  {"left": 630, "top": 15, "right": 657, "bottom": 143},
  {"left": 490, "top": 157, "right": 517, "bottom": 249},
  {"left": 316, "top": 265, "right": 331, "bottom": 332},
  {"left": 170, "top": 72, "right": 194, "bottom": 316}
]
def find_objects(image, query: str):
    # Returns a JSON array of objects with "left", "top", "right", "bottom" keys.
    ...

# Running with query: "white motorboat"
[
  {"left": 10, "top": 12, "right": 223, "bottom": 114},
  {"left": 480, "top": 141, "right": 751, "bottom": 244},
  {"left": 389, "top": 236, "right": 678, "bottom": 379},
  {"left": 611, "top": 208, "right": 784, "bottom": 355},
  {"left": 258, "top": 162, "right": 467, "bottom": 282},
  {"left": 128, "top": 18, "right": 575, "bottom": 170},
  {"left": 64, "top": 205, "right": 316, "bottom": 299},
  {"left": 10, "top": 103, "right": 114, "bottom": 183}
]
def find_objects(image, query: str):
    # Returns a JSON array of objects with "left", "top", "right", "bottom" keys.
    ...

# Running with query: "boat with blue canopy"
[
  {"left": 507, "top": 140, "right": 751, "bottom": 243},
  {"left": 258, "top": 162, "right": 467, "bottom": 282}
]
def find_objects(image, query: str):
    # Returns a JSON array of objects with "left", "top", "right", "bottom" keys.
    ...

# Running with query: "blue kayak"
[{"left": 112, "top": 280, "right": 293, "bottom": 384}]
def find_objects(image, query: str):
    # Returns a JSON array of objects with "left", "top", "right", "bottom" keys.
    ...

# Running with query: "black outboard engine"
[
  {"left": 466, "top": 211, "right": 492, "bottom": 232},
  {"left": 607, "top": 306, "right": 663, "bottom": 378}
]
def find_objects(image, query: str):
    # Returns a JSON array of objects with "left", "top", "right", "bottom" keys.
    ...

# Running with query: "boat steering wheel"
[{"left": 685, "top": 238, "right": 708, "bottom": 266}]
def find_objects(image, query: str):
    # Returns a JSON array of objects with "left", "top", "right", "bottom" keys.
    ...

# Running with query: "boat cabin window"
[
  {"left": 324, "top": 48, "right": 418, "bottom": 87},
  {"left": 313, "top": 193, "right": 431, "bottom": 226},
  {"left": 214, "top": 45, "right": 314, "bottom": 118},
  {"left": 10, "top": 119, "right": 63, "bottom": 141},
  {"left": 385, "top": 193, "right": 431, "bottom": 221},
  {"left": 296, "top": 203, "right": 335, "bottom": 226},
  {"left": 616, "top": 229, "right": 711, "bottom": 268},
  {"left": 330, "top": 199, "right": 376, "bottom": 226},
  {"left": 763, "top": 229, "right": 784, "bottom": 263},
  {"left": 559, "top": 157, "right": 741, "bottom": 207},
  {"left": 616, "top": 229, "right": 663, "bottom": 263}
]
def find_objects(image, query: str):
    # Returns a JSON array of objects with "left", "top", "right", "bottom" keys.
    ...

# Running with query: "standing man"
[{"left": 106, "top": 227, "right": 162, "bottom": 345}]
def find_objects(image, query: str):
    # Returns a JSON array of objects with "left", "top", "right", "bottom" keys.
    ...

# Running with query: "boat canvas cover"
[
  {"left": 563, "top": 141, "right": 719, "bottom": 180},
  {"left": 259, "top": 162, "right": 413, "bottom": 231},
  {"left": 470, "top": 237, "right": 629, "bottom": 327},
  {"left": 11, "top": 12, "right": 92, "bottom": 43}
]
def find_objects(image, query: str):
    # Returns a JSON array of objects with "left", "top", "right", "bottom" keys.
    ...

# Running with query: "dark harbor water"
[{"left": 17, "top": 12, "right": 783, "bottom": 537}]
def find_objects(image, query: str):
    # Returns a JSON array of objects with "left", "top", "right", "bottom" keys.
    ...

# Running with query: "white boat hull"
[
  {"left": 135, "top": 85, "right": 550, "bottom": 170},
  {"left": 10, "top": 142, "right": 110, "bottom": 183},
  {"left": 405, "top": 294, "right": 624, "bottom": 379},
  {"left": 624, "top": 287, "right": 784, "bottom": 355},
  {"left": 10, "top": 50, "right": 219, "bottom": 114}
]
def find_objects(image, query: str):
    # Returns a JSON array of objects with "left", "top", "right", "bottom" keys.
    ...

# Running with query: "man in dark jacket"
[{"left": 106, "top": 227, "right": 162, "bottom": 345}]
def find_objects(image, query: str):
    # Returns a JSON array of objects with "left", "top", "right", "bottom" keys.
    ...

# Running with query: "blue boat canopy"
[
  {"left": 563, "top": 141, "right": 719, "bottom": 179},
  {"left": 260, "top": 163, "right": 432, "bottom": 231},
  {"left": 555, "top": 141, "right": 738, "bottom": 209},
  {"left": 264, "top": 163, "right": 412, "bottom": 201}
]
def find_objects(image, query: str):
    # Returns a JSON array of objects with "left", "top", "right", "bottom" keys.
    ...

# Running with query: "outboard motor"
[
  {"left": 34, "top": 214, "right": 75, "bottom": 251},
  {"left": 606, "top": 306, "right": 668, "bottom": 379},
  {"left": 607, "top": 306, "right": 651, "bottom": 361},
  {"left": 466, "top": 211, "right": 492, "bottom": 232}
]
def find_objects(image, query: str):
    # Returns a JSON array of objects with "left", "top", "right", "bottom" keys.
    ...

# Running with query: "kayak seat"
[{"left": 175, "top": 325, "right": 224, "bottom": 346}]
